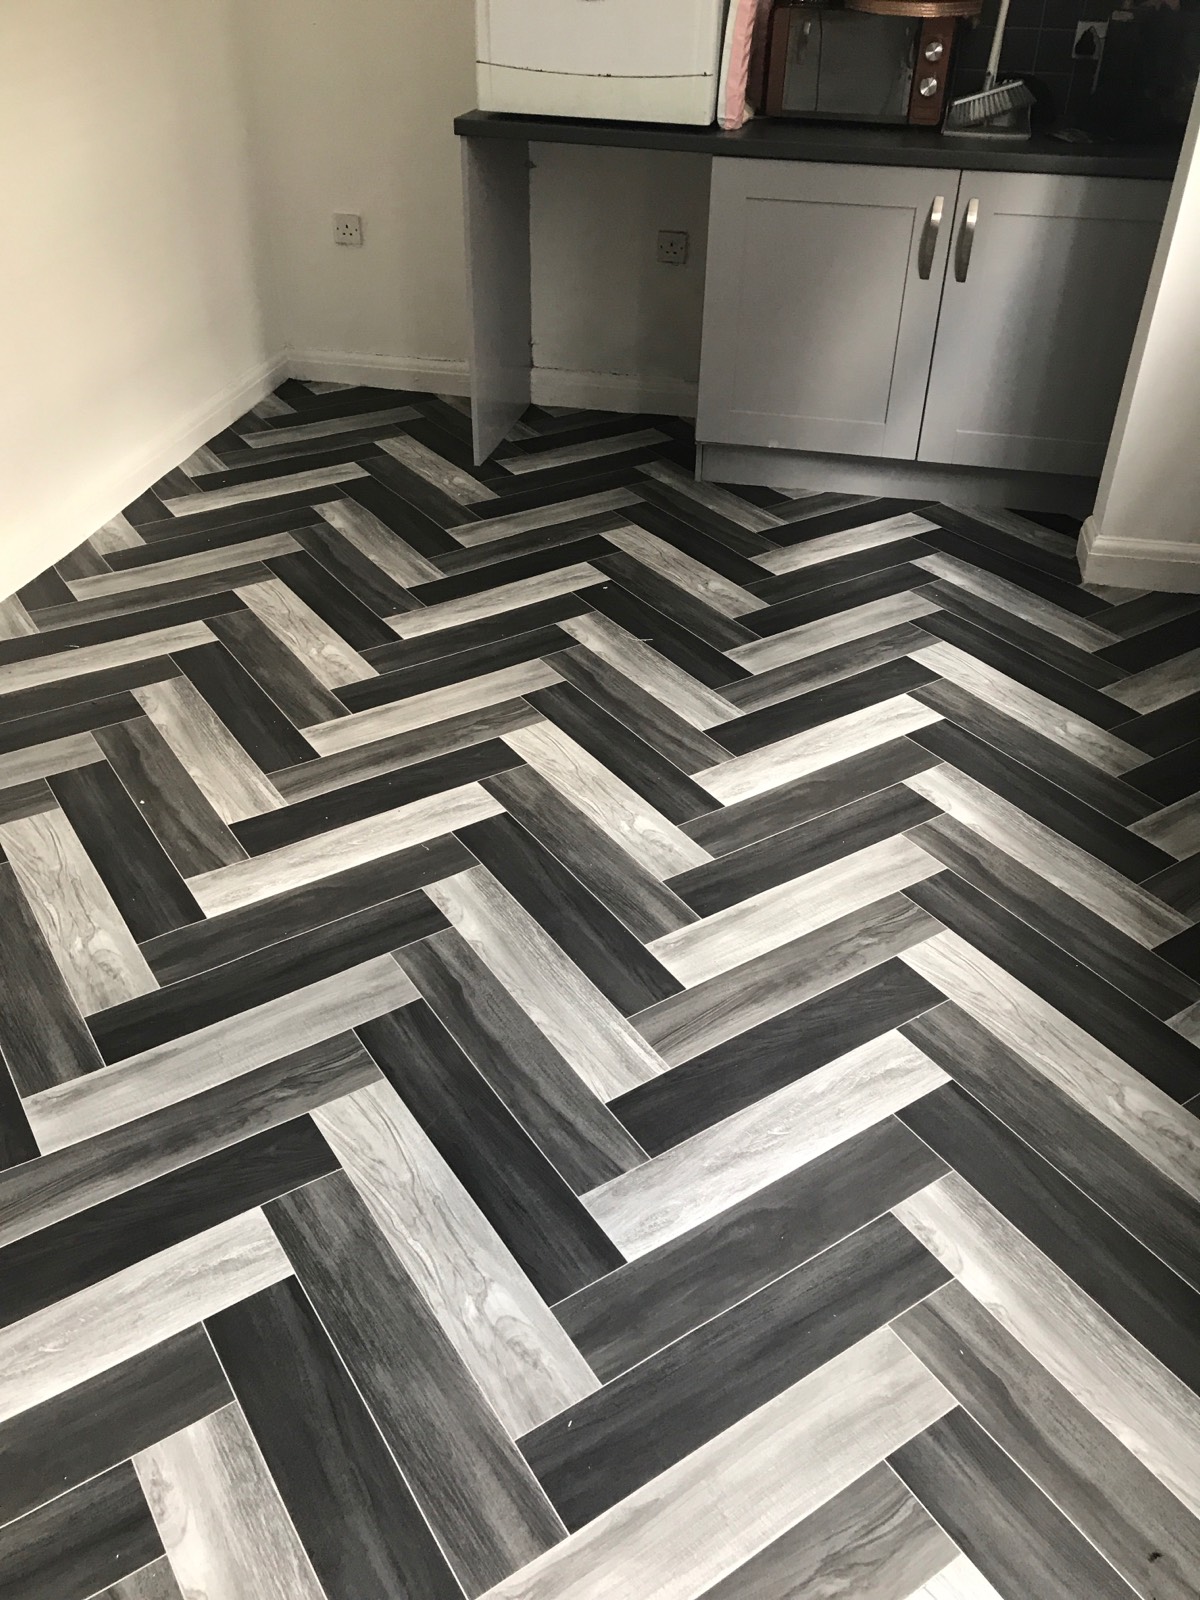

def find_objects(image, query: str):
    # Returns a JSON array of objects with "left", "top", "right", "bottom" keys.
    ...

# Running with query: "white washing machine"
[{"left": 475, "top": 0, "right": 732, "bottom": 125}]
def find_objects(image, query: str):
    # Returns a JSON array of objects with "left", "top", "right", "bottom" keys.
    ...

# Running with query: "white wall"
[
  {"left": 0, "top": 0, "right": 273, "bottom": 596},
  {"left": 237, "top": 0, "right": 708, "bottom": 406},
  {"left": 1080, "top": 85, "right": 1200, "bottom": 591}
]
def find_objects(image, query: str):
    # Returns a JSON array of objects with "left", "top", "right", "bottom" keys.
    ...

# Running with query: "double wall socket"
[{"left": 334, "top": 213, "right": 363, "bottom": 247}]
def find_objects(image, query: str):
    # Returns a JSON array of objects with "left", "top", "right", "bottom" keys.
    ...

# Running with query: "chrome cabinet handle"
[
  {"left": 918, "top": 194, "right": 944, "bottom": 280},
  {"left": 955, "top": 197, "right": 979, "bottom": 282}
]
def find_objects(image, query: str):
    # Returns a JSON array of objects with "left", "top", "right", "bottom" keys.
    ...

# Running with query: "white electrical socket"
[
  {"left": 334, "top": 213, "right": 363, "bottom": 247},
  {"left": 657, "top": 230, "right": 689, "bottom": 266}
]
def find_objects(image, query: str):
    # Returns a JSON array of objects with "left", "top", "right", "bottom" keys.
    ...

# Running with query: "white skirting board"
[
  {"left": 0, "top": 352, "right": 287, "bottom": 602},
  {"left": 531, "top": 368, "right": 698, "bottom": 417},
  {"left": 1078, "top": 515, "right": 1200, "bottom": 593},
  {"left": 285, "top": 350, "right": 470, "bottom": 397}
]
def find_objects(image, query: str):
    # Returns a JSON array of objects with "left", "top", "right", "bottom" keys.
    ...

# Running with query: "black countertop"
[{"left": 456, "top": 109, "right": 1180, "bottom": 181}]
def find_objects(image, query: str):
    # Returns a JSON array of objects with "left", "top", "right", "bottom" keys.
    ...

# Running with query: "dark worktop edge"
[{"left": 455, "top": 109, "right": 1179, "bottom": 181}]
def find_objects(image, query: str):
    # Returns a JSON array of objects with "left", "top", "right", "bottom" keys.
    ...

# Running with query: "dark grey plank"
[
  {"left": 293, "top": 521, "right": 419, "bottom": 616},
  {"left": 92, "top": 889, "right": 445, "bottom": 1064},
  {"left": 0, "top": 1328, "right": 230, "bottom": 1527},
  {"left": 906, "top": 869, "right": 1200, "bottom": 1103},
  {"left": 208, "top": 606, "right": 348, "bottom": 727},
  {"left": 410, "top": 535, "right": 612, "bottom": 606},
  {"left": 1111, "top": 689, "right": 1200, "bottom": 758},
  {"left": 899, "top": 1082, "right": 1200, "bottom": 1394},
  {"left": 624, "top": 497, "right": 773, "bottom": 582},
  {"left": 898, "top": 1282, "right": 1200, "bottom": 1600},
  {"left": 909, "top": 813, "right": 1200, "bottom": 1019},
  {"left": 0, "top": 1461, "right": 162, "bottom": 1600},
  {"left": 0, "top": 656, "right": 181, "bottom": 727},
  {"left": 342, "top": 477, "right": 458, "bottom": 561},
  {"left": 745, "top": 563, "right": 927, "bottom": 637},
  {"left": 0, "top": 1032, "right": 377, "bottom": 1246},
  {"left": 549, "top": 643, "right": 731, "bottom": 774},
  {"left": 521, "top": 1212, "right": 949, "bottom": 1530},
  {"left": 719, "top": 622, "right": 929, "bottom": 715},
  {"left": 668, "top": 784, "right": 938, "bottom": 918},
  {"left": 340, "top": 624, "right": 570, "bottom": 713},
  {"left": 527, "top": 680, "right": 718, "bottom": 823},
  {"left": 697, "top": 1462, "right": 954, "bottom": 1600},
  {"left": 363, "top": 593, "right": 591, "bottom": 674},
  {"left": 0, "top": 862, "right": 105, "bottom": 1094},
  {"left": 0, "top": 690, "right": 144, "bottom": 757},
  {"left": 456, "top": 812, "right": 681, "bottom": 1014},
  {"left": 172, "top": 641, "right": 317, "bottom": 771},
  {"left": 0, "top": 778, "right": 55, "bottom": 827},
  {"left": 681, "top": 736, "right": 939, "bottom": 856},
  {"left": 1144, "top": 851, "right": 1200, "bottom": 920},
  {"left": 556, "top": 1116, "right": 946, "bottom": 1380},
  {"left": 0, "top": 1118, "right": 336, "bottom": 1329},
  {"left": 266, "top": 1171, "right": 567, "bottom": 1595},
  {"left": 48, "top": 760, "right": 204, "bottom": 941},
  {"left": 207, "top": 1279, "right": 462, "bottom": 1600},
  {"left": 102, "top": 503, "right": 325, "bottom": 568},
  {"left": 585, "top": 577, "right": 753, "bottom": 686},
  {"left": 267, "top": 549, "right": 398, "bottom": 649},
  {"left": 889, "top": 1408, "right": 1139, "bottom": 1600},
  {"left": 396, "top": 928, "right": 647, "bottom": 1194},
  {"left": 917, "top": 576, "right": 1127, "bottom": 687},
  {"left": 483, "top": 762, "right": 697, "bottom": 942},
  {"left": 0, "top": 593, "right": 241, "bottom": 671},
  {"left": 141, "top": 835, "right": 471, "bottom": 986},
  {"left": 614, "top": 959, "right": 941, "bottom": 1154},
  {"left": 918, "top": 519, "right": 1108, "bottom": 615},
  {"left": 28, "top": 563, "right": 269, "bottom": 633},
  {"left": 636, "top": 478, "right": 776, "bottom": 559},
  {"left": 1099, "top": 611, "right": 1200, "bottom": 672},
  {"left": 768, "top": 497, "right": 920, "bottom": 547},
  {"left": 1124, "top": 737, "right": 1200, "bottom": 807},
  {"left": 0, "top": 1043, "right": 37, "bottom": 1171},
  {"left": 94, "top": 715, "right": 245, "bottom": 878},
  {"left": 595, "top": 551, "right": 757, "bottom": 652},
  {"left": 434, "top": 513, "right": 626, "bottom": 577},
  {"left": 359, "top": 1003, "right": 624, "bottom": 1301},
  {"left": 751, "top": 537, "right": 934, "bottom": 605},
  {"left": 904, "top": 1003, "right": 1200, "bottom": 1291}
]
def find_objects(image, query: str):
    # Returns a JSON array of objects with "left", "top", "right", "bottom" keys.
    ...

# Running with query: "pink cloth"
[{"left": 717, "top": 0, "right": 774, "bottom": 129}]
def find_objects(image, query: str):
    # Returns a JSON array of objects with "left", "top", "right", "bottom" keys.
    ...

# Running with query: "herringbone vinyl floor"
[{"left": 1, "top": 381, "right": 1198, "bottom": 1600}]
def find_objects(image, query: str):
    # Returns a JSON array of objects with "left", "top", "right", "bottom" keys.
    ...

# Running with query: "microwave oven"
[{"left": 765, "top": 1, "right": 961, "bottom": 126}]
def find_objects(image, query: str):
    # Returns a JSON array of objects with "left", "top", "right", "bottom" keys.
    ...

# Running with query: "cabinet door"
[
  {"left": 918, "top": 172, "right": 1169, "bottom": 475},
  {"left": 697, "top": 159, "right": 960, "bottom": 458}
]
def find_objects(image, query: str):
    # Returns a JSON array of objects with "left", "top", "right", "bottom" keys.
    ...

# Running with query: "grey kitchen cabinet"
[
  {"left": 697, "top": 158, "right": 961, "bottom": 459},
  {"left": 697, "top": 159, "right": 1168, "bottom": 479},
  {"left": 917, "top": 172, "right": 1170, "bottom": 475}
]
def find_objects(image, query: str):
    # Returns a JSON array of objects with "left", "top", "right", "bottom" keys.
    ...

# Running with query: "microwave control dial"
[
  {"left": 918, "top": 75, "right": 940, "bottom": 96},
  {"left": 924, "top": 39, "right": 945, "bottom": 60}
]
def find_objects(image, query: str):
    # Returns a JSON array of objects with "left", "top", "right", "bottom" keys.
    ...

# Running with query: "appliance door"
[
  {"left": 777, "top": 11, "right": 917, "bottom": 123},
  {"left": 479, "top": 0, "right": 729, "bottom": 78}
]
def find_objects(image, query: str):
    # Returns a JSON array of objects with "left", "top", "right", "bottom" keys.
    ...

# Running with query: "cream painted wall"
[
  {"left": 0, "top": 0, "right": 273, "bottom": 597},
  {"left": 1080, "top": 85, "right": 1200, "bottom": 590}
]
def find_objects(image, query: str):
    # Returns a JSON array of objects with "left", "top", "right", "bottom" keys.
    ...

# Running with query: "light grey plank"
[
  {"left": 0, "top": 1211, "right": 291, "bottom": 1423},
  {"left": 911, "top": 640, "right": 1144, "bottom": 774},
  {"left": 135, "top": 1401, "right": 325, "bottom": 1600},
  {"left": 65, "top": 534, "right": 300, "bottom": 599},
  {"left": 905, "top": 763, "right": 1188, "bottom": 946},
  {"left": 249, "top": 392, "right": 297, "bottom": 419},
  {"left": 377, "top": 432, "right": 500, "bottom": 501},
  {"left": 316, "top": 1080, "right": 599, "bottom": 1436},
  {"left": 187, "top": 782, "right": 502, "bottom": 916},
  {"left": 448, "top": 487, "right": 642, "bottom": 547},
  {"left": 722, "top": 624, "right": 930, "bottom": 713},
  {"left": 504, "top": 719, "right": 712, "bottom": 878},
  {"left": 695, "top": 695, "right": 942, "bottom": 806},
  {"left": 559, "top": 612, "right": 740, "bottom": 728},
  {"left": 236, "top": 575, "right": 377, "bottom": 688},
  {"left": 315, "top": 500, "right": 442, "bottom": 586},
  {"left": 23, "top": 956, "right": 416, "bottom": 1153},
  {"left": 1106, "top": 645, "right": 1200, "bottom": 713},
  {"left": 584, "top": 1032, "right": 947, "bottom": 1259},
  {"left": 606, "top": 524, "right": 766, "bottom": 617},
  {"left": 755, "top": 512, "right": 940, "bottom": 575},
  {"left": 637, "top": 459, "right": 784, "bottom": 532},
  {"left": 895, "top": 1173, "right": 1200, "bottom": 1523},
  {"left": 910, "top": 1556, "right": 1006, "bottom": 1599},
  {"left": 135, "top": 677, "right": 285, "bottom": 824},
  {"left": 504, "top": 428, "right": 669, "bottom": 475},
  {"left": 160, "top": 462, "right": 367, "bottom": 514},
  {"left": 912, "top": 550, "right": 1119, "bottom": 651},
  {"left": 0, "top": 620, "right": 212, "bottom": 695},
  {"left": 0, "top": 594, "right": 37, "bottom": 638},
  {"left": 647, "top": 834, "right": 942, "bottom": 988},
  {"left": 0, "top": 808, "right": 157, "bottom": 1013},
  {"left": 728, "top": 594, "right": 941, "bottom": 674},
  {"left": 1130, "top": 794, "right": 1200, "bottom": 860},
  {"left": 90, "top": 514, "right": 145, "bottom": 553},
  {"left": 1170, "top": 999, "right": 1200, "bottom": 1047},
  {"left": 427, "top": 865, "right": 667, "bottom": 1100},
  {"left": 387, "top": 562, "right": 607, "bottom": 637},
  {"left": 242, "top": 403, "right": 418, "bottom": 446},
  {"left": 480, "top": 1327, "right": 953, "bottom": 1600},
  {"left": 0, "top": 731, "right": 102, "bottom": 790},
  {"left": 901, "top": 930, "right": 1200, "bottom": 1203},
  {"left": 177, "top": 444, "right": 227, "bottom": 475},
  {"left": 100, "top": 1555, "right": 186, "bottom": 1599},
  {"left": 303, "top": 660, "right": 563, "bottom": 752}
]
